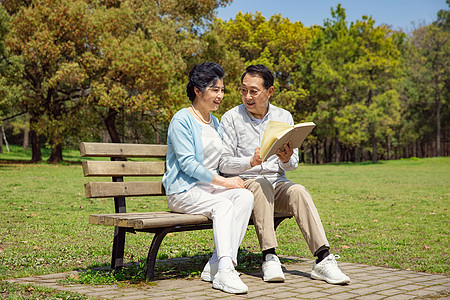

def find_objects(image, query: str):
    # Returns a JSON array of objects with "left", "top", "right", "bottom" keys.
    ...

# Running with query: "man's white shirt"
[{"left": 219, "top": 104, "right": 299, "bottom": 185}]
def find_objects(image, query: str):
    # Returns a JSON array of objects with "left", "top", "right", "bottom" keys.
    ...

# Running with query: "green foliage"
[
  {"left": 0, "top": 2, "right": 448, "bottom": 163},
  {"left": 0, "top": 0, "right": 229, "bottom": 160},
  {"left": 296, "top": 5, "right": 404, "bottom": 162},
  {"left": 208, "top": 12, "right": 313, "bottom": 116}
]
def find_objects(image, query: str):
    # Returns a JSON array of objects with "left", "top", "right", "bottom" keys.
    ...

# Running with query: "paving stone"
[
  {"left": 268, "top": 291, "right": 300, "bottom": 298},
  {"left": 396, "top": 283, "right": 429, "bottom": 291},
  {"left": 375, "top": 288, "right": 405, "bottom": 296},
  {"left": 427, "top": 284, "right": 450, "bottom": 292},
  {"left": 356, "top": 294, "right": 386, "bottom": 300},
  {"left": 325, "top": 292, "right": 361, "bottom": 299},
  {"left": 350, "top": 287, "right": 385, "bottom": 295},
  {"left": 383, "top": 295, "right": 415, "bottom": 300},
  {"left": 320, "top": 285, "right": 352, "bottom": 294},
  {"left": 300, "top": 291, "right": 332, "bottom": 298}
]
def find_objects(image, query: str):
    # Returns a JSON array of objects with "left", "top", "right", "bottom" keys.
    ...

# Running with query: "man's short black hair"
[{"left": 241, "top": 64, "right": 274, "bottom": 90}]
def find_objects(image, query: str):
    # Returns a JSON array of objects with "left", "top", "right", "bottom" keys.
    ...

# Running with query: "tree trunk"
[
  {"left": 436, "top": 95, "right": 441, "bottom": 157},
  {"left": 105, "top": 108, "right": 121, "bottom": 143},
  {"left": 0, "top": 127, "right": 3, "bottom": 154},
  {"left": 30, "top": 129, "right": 42, "bottom": 163},
  {"left": 29, "top": 116, "right": 42, "bottom": 163},
  {"left": 48, "top": 140, "right": 63, "bottom": 164},
  {"left": 387, "top": 136, "right": 391, "bottom": 160},
  {"left": 300, "top": 145, "right": 305, "bottom": 163},
  {"left": 23, "top": 127, "right": 30, "bottom": 150},
  {"left": 334, "top": 137, "right": 340, "bottom": 163},
  {"left": 328, "top": 140, "right": 333, "bottom": 163},
  {"left": 315, "top": 143, "right": 320, "bottom": 164},
  {"left": 372, "top": 135, "right": 377, "bottom": 163},
  {"left": 310, "top": 144, "right": 315, "bottom": 164},
  {"left": 1, "top": 126, "right": 9, "bottom": 152}
]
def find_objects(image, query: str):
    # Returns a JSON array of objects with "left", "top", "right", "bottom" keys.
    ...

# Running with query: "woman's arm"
[
  {"left": 169, "top": 116, "right": 215, "bottom": 184},
  {"left": 211, "top": 174, "right": 245, "bottom": 189}
]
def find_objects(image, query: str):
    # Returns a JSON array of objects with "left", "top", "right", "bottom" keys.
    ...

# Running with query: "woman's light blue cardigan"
[{"left": 162, "top": 108, "right": 220, "bottom": 195}]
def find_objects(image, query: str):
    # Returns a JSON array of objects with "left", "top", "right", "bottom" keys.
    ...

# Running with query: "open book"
[{"left": 260, "top": 121, "right": 316, "bottom": 161}]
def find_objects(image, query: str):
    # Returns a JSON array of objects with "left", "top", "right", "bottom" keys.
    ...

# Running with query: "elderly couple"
[{"left": 162, "top": 63, "right": 350, "bottom": 294}]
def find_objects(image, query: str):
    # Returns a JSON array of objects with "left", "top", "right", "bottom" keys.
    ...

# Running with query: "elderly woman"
[{"left": 162, "top": 62, "right": 254, "bottom": 294}]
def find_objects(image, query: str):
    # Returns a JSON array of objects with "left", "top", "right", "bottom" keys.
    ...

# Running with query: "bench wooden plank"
[
  {"left": 80, "top": 142, "right": 167, "bottom": 158},
  {"left": 84, "top": 182, "right": 164, "bottom": 198},
  {"left": 90, "top": 212, "right": 211, "bottom": 229},
  {"left": 89, "top": 212, "right": 293, "bottom": 230},
  {"left": 82, "top": 161, "right": 165, "bottom": 177}
]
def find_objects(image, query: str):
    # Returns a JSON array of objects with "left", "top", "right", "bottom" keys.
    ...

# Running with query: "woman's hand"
[{"left": 211, "top": 174, "right": 245, "bottom": 189}]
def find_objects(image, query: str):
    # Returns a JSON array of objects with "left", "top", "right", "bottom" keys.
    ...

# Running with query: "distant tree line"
[{"left": 0, "top": 0, "right": 448, "bottom": 164}]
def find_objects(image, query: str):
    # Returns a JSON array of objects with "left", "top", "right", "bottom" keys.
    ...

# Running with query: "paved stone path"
[{"left": 6, "top": 257, "right": 450, "bottom": 299}]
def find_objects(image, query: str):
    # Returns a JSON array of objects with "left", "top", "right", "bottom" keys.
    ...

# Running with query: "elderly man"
[{"left": 218, "top": 64, "right": 350, "bottom": 285}]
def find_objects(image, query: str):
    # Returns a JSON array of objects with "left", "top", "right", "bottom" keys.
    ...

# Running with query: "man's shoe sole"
[
  {"left": 212, "top": 281, "right": 248, "bottom": 294},
  {"left": 263, "top": 275, "right": 285, "bottom": 282}
]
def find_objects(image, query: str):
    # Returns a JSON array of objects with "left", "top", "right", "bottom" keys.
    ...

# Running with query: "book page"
[
  {"left": 260, "top": 121, "right": 292, "bottom": 160},
  {"left": 261, "top": 121, "right": 315, "bottom": 161}
]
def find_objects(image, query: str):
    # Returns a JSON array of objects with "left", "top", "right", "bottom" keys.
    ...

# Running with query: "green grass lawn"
[{"left": 0, "top": 145, "right": 449, "bottom": 284}]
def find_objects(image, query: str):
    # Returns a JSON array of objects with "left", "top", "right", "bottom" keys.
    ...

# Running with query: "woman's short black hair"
[
  {"left": 186, "top": 62, "right": 225, "bottom": 101},
  {"left": 241, "top": 64, "right": 274, "bottom": 90}
]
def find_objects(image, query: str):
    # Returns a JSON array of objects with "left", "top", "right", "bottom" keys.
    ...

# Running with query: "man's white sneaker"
[
  {"left": 262, "top": 254, "right": 285, "bottom": 282},
  {"left": 201, "top": 260, "right": 217, "bottom": 282},
  {"left": 212, "top": 267, "right": 248, "bottom": 294},
  {"left": 311, "top": 254, "right": 350, "bottom": 284}
]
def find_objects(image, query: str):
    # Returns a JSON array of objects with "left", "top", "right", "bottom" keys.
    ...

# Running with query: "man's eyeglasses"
[{"left": 240, "top": 87, "right": 263, "bottom": 97}]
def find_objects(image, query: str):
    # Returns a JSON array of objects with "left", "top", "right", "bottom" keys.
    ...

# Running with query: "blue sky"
[{"left": 216, "top": 0, "right": 448, "bottom": 31}]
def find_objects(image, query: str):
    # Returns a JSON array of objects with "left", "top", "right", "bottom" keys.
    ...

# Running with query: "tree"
[
  {"left": 1, "top": 0, "right": 231, "bottom": 162},
  {"left": 211, "top": 12, "right": 313, "bottom": 115},
  {"left": 406, "top": 23, "right": 449, "bottom": 157}
]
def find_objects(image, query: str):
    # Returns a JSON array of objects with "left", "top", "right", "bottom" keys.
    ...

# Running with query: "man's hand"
[
  {"left": 276, "top": 141, "right": 293, "bottom": 163},
  {"left": 250, "top": 147, "right": 262, "bottom": 167}
]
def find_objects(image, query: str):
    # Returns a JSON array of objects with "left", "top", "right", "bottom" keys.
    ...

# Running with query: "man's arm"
[{"left": 218, "top": 113, "right": 253, "bottom": 174}]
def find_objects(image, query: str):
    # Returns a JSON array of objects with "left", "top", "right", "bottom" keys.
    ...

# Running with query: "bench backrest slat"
[
  {"left": 80, "top": 142, "right": 167, "bottom": 158},
  {"left": 82, "top": 161, "right": 165, "bottom": 177},
  {"left": 85, "top": 182, "right": 165, "bottom": 198}
]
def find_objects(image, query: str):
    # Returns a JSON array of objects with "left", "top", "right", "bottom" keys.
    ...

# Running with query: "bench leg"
[
  {"left": 111, "top": 226, "right": 126, "bottom": 271},
  {"left": 274, "top": 216, "right": 292, "bottom": 231},
  {"left": 145, "top": 227, "right": 174, "bottom": 281}
]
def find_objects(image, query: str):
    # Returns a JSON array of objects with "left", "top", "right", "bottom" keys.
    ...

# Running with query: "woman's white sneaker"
[
  {"left": 201, "top": 260, "right": 240, "bottom": 282},
  {"left": 212, "top": 267, "right": 248, "bottom": 294},
  {"left": 201, "top": 260, "right": 217, "bottom": 282},
  {"left": 262, "top": 254, "right": 285, "bottom": 282},
  {"left": 311, "top": 254, "right": 350, "bottom": 284}
]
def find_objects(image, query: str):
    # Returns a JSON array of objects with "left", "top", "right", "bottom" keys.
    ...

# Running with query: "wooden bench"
[{"left": 80, "top": 142, "right": 293, "bottom": 280}]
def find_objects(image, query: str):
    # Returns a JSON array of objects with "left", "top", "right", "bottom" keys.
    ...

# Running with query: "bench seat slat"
[
  {"left": 85, "top": 182, "right": 164, "bottom": 198},
  {"left": 80, "top": 142, "right": 167, "bottom": 158},
  {"left": 82, "top": 161, "right": 165, "bottom": 177},
  {"left": 89, "top": 212, "right": 293, "bottom": 230},
  {"left": 89, "top": 212, "right": 211, "bottom": 229}
]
